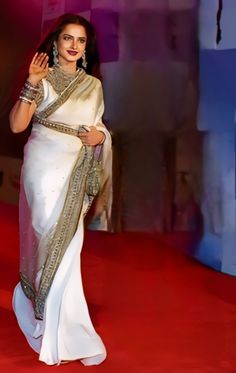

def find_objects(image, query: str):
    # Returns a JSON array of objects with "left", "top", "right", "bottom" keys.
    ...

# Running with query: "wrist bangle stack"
[{"left": 19, "top": 80, "right": 39, "bottom": 104}]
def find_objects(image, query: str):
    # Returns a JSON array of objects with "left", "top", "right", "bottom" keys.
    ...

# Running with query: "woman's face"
[{"left": 56, "top": 23, "right": 87, "bottom": 65}]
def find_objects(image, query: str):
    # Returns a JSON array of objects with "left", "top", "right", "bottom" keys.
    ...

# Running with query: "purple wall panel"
[
  {"left": 119, "top": 9, "right": 169, "bottom": 61},
  {"left": 91, "top": 9, "right": 119, "bottom": 62},
  {"left": 65, "top": 0, "right": 91, "bottom": 13},
  {"left": 42, "top": 18, "right": 56, "bottom": 35}
]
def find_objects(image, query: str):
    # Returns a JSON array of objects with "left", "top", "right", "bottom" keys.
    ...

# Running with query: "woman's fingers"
[
  {"left": 78, "top": 128, "right": 103, "bottom": 146},
  {"left": 31, "top": 52, "right": 38, "bottom": 64},
  {"left": 78, "top": 133, "right": 87, "bottom": 138},
  {"left": 34, "top": 53, "right": 43, "bottom": 65},
  {"left": 42, "top": 56, "right": 49, "bottom": 69},
  {"left": 78, "top": 132, "right": 89, "bottom": 145},
  {"left": 38, "top": 53, "right": 47, "bottom": 67},
  {"left": 43, "top": 63, "right": 49, "bottom": 74},
  {"left": 34, "top": 53, "right": 48, "bottom": 67}
]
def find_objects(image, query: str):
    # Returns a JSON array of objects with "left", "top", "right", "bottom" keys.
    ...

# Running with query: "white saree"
[{"left": 12, "top": 68, "right": 112, "bottom": 366}]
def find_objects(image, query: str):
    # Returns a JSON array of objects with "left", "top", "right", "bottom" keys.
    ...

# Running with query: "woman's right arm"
[
  {"left": 9, "top": 99, "right": 38, "bottom": 133},
  {"left": 9, "top": 52, "right": 49, "bottom": 134}
]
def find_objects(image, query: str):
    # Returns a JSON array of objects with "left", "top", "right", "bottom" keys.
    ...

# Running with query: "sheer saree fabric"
[{"left": 12, "top": 68, "right": 112, "bottom": 365}]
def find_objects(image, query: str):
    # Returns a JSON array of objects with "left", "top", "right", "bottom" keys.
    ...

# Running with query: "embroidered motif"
[
  {"left": 34, "top": 116, "right": 81, "bottom": 136},
  {"left": 40, "top": 68, "right": 86, "bottom": 119},
  {"left": 20, "top": 272, "right": 36, "bottom": 302},
  {"left": 46, "top": 66, "right": 81, "bottom": 95}
]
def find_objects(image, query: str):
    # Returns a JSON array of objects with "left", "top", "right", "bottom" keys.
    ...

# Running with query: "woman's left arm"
[{"left": 78, "top": 80, "right": 111, "bottom": 146}]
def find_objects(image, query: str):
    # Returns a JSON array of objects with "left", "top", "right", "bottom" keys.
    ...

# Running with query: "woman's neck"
[{"left": 57, "top": 59, "right": 77, "bottom": 74}]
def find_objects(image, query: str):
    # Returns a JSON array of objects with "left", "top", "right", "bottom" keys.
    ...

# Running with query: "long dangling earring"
[
  {"left": 53, "top": 41, "right": 59, "bottom": 66},
  {"left": 82, "top": 50, "right": 87, "bottom": 69}
]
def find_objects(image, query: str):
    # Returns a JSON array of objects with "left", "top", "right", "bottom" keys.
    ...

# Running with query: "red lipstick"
[{"left": 67, "top": 50, "right": 78, "bottom": 56}]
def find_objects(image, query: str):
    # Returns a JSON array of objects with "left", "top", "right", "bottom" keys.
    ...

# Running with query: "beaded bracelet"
[{"left": 19, "top": 80, "right": 39, "bottom": 104}]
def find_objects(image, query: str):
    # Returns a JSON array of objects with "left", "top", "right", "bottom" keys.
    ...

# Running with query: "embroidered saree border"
[
  {"left": 40, "top": 68, "right": 86, "bottom": 119},
  {"left": 20, "top": 272, "right": 36, "bottom": 301},
  {"left": 35, "top": 146, "right": 93, "bottom": 319},
  {"left": 34, "top": 116, "right": 81, "bottom": 136}
]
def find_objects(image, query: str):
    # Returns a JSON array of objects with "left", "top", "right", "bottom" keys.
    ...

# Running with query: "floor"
[{"left": 0, "top": 202, "right": 236, "bottom": 373}]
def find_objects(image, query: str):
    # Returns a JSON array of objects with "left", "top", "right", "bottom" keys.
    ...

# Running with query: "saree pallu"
[{"left": 12, "top": 69, "right": 112, "bottom": 366}]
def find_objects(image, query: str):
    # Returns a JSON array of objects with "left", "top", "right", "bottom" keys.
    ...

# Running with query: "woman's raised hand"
[{"left": 28, "top": 52, "right": 49, "bottom": 86}]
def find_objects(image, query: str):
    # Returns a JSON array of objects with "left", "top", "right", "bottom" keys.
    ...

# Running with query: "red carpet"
[{"left": 0, "top": 202, "right": 236, "bottom": 372}]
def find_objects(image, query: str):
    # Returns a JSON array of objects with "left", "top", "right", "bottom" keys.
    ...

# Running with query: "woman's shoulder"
[{"left": 85, "top": 73, "right": 102, "bottom": 87}]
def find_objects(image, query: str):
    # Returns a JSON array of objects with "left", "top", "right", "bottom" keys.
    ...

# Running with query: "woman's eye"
[
  {"left": 64, "top": 36, "right": 71, "bottom": 41},
  {"left": 79, "top": 38, "right": 86, "bottom": 44}
]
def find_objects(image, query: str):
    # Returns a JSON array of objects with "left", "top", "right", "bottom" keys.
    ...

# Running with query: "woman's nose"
[{"left": 72, "top": 39, "right": 78, "bottom": 49}]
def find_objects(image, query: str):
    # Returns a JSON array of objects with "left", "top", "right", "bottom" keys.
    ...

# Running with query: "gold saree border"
[
  {"left": 40, "top": 68, "right": 86, "bottom": 119},
  {"left": 34, "top": 116, "right": 81, "bottom": 136}
]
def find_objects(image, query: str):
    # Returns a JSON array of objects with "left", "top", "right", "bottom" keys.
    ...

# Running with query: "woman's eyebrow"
[{"left": 63, "top": 33, "right": 86, "bottom": 40}]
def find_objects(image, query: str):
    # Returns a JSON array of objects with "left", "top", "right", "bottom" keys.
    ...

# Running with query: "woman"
[{"left": 9, "top": 13, "right": 112, "bottom": 366}]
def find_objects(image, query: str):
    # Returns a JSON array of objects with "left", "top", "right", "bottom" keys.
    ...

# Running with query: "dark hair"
[{"left": 37, "top": 13, "right": 100, "bottom": 76}]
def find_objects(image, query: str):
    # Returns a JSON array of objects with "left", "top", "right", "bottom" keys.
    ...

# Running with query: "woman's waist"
[
  {"left": 33, "top": 115, "right": 86, "bottom": 137},
  {"left": 28, "top": 121, "right": 83, "bottom": 155}
]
